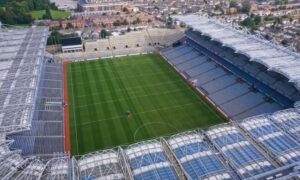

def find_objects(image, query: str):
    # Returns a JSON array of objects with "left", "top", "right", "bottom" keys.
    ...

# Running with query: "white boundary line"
[{"left": 69, "top": 65, "right": 80, "bottom": 154}]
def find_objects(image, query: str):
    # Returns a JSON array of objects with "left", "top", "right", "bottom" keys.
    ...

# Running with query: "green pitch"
[{"left": 67, "top": 54, "right": 225, "bottom": 155}]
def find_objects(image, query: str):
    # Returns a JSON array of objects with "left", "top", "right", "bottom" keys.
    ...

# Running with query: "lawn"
[
  {"left": 30, "top": 10, "right": 70, "bottom": 20},
  {"left": 30, "top": 10, "right": 45, "bottom": 20},
  {"left": 50, "top": 10, "right": 71, "bottom": 20},
  {"left": 67, "top": 54, "right": 226, "bottom": 155}
]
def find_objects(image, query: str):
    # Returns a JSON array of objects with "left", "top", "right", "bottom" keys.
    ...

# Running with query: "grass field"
[
  {"left": 67, "top": 54, "right": 226, "bottom": 155},
  {"left": 30, "top": 10, "right": 70, "bottom": 20},
  {"left": 30, "top": 10, "right": 45, "bottom": 19},
  {"left": 50, "top": 10, "right": 71, "bottom": 20}
]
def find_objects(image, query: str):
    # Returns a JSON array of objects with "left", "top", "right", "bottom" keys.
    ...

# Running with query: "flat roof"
[{"left": 61, "top": 37, "right": 82, "bottom": 46}]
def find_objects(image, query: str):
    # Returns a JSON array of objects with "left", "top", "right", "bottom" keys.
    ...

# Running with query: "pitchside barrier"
[{"left": 159, "top": 52, "right": 232, "bottom": 122}]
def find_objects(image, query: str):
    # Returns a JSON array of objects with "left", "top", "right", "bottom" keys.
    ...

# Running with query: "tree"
[
  {"left": 241, "top": 0, "right": 251, "bottom": 13},
  {"left": 66, "top": 22, "right": 74, "bottom": 29},
  {"left": 113, "top": 20, "right": 121, "bottom": 26},
  {"left": 136, "top": 17, "right": 141, "bottom": 24},
  {"left": 132, "top": 18, "right": 140, "bottom": 25},
  {"left": 241, "top": 17, "right": 256, "bottom": 28},
  {"left": 122, "top": 19, "right": 128, "bottom": 25},
  {"left": 100, "top": 29, "right": 110, "bottom": 39},
  {"left": 0, "top": 0, "right": 58, "bottom": 25},
  {"left": 43, "top": 8, "right": 51, "bottom": 19},
  {"left": 47, "top": 30, "right": 62, "bottom": 45},
  {"left": 254, "top": 15, "right": 262, "bottom": 25},
  {"left": 166, "top": 16, "right": 173, "bottom": 26},
  {"left": 230, "top": 0, "right": 238, "bottom": 8},
  {"left": 122, "top": 7, "right": 128, "bottom": 12},
  {"left": 281, "top": 39, "right": 288, "bottom": 46},
  {"left": 240, "top": 14, "right": 262, "bottom": 30},
  {"left": 275, "top": 0, "right": 288, "bottom": 5}
]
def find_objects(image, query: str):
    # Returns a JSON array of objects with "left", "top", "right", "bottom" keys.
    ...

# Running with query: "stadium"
[{"left": 1, "top": 14, "right": 300, "bottom": 179}]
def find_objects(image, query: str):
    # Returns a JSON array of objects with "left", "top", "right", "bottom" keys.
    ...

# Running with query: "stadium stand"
[
  {"left": 239, "top": 115, "right": 300, "bottom": 165},
  {"left": 0, "top": 27, "right": 48, "bottom": 133},
  {"left": 146, "top": 28, "right": 184, "bottom": 47},
  {"left": 206, "top": 124, "right": 277, "bottom": 178},
  {"left": 1, "top": 16, "right": 300, "bottom": 179},
  {"left": 78, "top": 149, "right": 128, "bottom": 179},
  {"left": 161, "top": 44, "right": 284, "bottom": 120},
  {"left": 0, "top": 26, "right": 64, "bottom": 159},
  {"left": 8, "top": 62, "right": 65, "bottom": 158},
  {"left": 0, "top": 151, "right": 29, "bottom": 179},
  {"left": 41, "top": 156, "right": 69, "bottom": 179},
  {"left": 185, "top": 30, "right": 300, "bottom": 102},
  {"left": 270, "top": 108, "right": 300, "bottom": 142},
  {"left": 167, "top": 131, "right": 234, "bottom": 179},
  {"left": 57, "top": 28, "right": 184, "bottom": 61},
  {"left": 125, "top": 140, "right": 179, "bottom": 179},
  {"left": 174, "top": 15, "right": 300, "bottom": 100},
  {"left": 13, "top": 159, "right": 46, "bottom": 180}
]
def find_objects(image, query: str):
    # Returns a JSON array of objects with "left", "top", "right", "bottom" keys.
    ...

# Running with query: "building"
[
  {"left": 79, "top": 0, "right": 124, "bottom": 13},
  {"left": 61, "top": 37, "right": 83, "bottom": 53}
]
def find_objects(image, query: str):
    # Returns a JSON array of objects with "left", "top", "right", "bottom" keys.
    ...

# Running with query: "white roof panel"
[{"left": 174, "top": 15, "right": 300, "bottom": 89}]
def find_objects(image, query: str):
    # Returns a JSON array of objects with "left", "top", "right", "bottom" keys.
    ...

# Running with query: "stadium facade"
[{"left": 1, "top": 15, "right": 300, "bottom": 179}]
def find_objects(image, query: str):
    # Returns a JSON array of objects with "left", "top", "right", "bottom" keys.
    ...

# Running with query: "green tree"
[
  {"left": 0, "top": 0, "right": 58, "bottom": 25},
  {"left": 43, "top": 8, "right": 51, "bottom": 19},
  {"left": 281, "top": 39, "right": 288, "bottom": 46},
  {"left": 254, "top": 15, "right": 262, "bottom": 25},
  {"left": 275, "top": 0, "right": 288, "bottom": 5},
  {"left": 47, "top": 30, "right": 62, "bottom": 45},
  {"left": 230, "top": 0, "right": 238, "bottom": 8},
  {"left": 241, "top": 17, "right": 256, "bottom": 28},
  {"left": 241, "top": 0, "right": 251, "bottom": 13},
  {"left": 166, "top": 16, "right": 173, "bottom": 26},
  {"left": 100, "top": 29, "right": 109, "bottom": 39}
]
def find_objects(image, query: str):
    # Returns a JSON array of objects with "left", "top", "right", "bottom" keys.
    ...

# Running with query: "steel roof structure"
[
  {"left": 172, "top": 14, "right": 300, "bottom": 90},
  {"left": 0, "top": 26, "right": 48, "bottom": 134}
]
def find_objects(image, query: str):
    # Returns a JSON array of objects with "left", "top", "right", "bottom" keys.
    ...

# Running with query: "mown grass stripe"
[{"left": 68, "top": 54, "right": 226, "bottom": 155}]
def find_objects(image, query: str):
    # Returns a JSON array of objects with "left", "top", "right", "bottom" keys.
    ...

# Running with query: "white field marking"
[
  {"left": 69, "top": 59, "right": 159, "bottom": 73},
  {"left": 73, "top": 101, "right": 201, "bottom": 127},
  {"left": 133, "top": 122, "right": 179, "bottom": 141},
  {"left": 74, "top": 79, "right": 184, "bottom": 99},
  {"left": 70, "top": 69, "right": 175, "bottom": 87},
  {"left": 69, "top": 66, "right": 80, "bottom": 154},
  {"left": 75, "top": 88, "right": 191, "bottom": 109}
]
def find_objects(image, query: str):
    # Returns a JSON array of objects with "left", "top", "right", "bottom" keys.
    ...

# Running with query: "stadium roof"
[
  {"left": 0, "top": 26, "right": 48, "bottom": 133},
  {"left": 172, "top": 15, "right": 300, "bottom": 90}
]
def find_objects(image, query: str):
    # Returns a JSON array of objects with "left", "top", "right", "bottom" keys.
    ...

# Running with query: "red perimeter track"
[{"left": 63, "top": 61, "right": 71, "bottom": 155}]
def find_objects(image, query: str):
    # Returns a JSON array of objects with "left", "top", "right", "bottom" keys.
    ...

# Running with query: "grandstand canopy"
[
  {"left": 173, "top": 15, "right": 300, "bottom": 90},
  {"left": 0, "top": 26, "right": 48, "bottom": 133}
]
